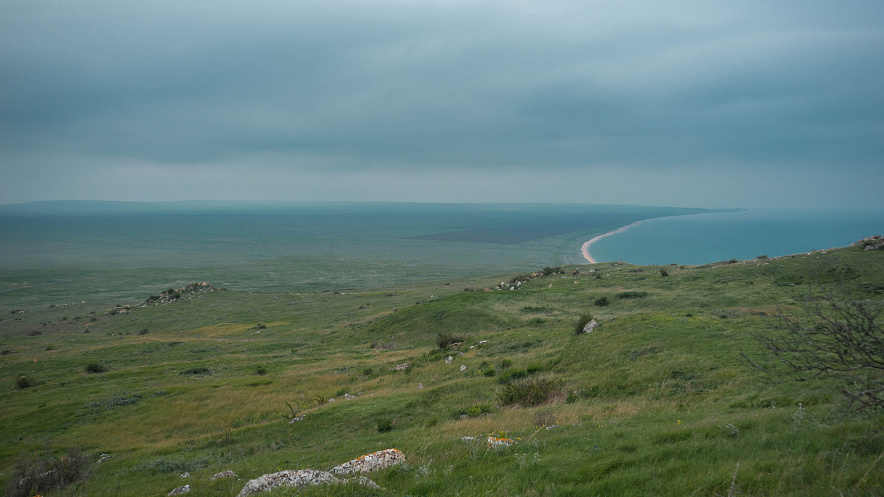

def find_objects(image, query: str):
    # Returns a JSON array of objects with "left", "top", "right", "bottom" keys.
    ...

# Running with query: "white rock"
[
  {"left": 460, "top": 365, "right": 467, "bottom": 371},
  {"left": 581, "top": 319, "right": 598, "bottom": 333},
  {"left": 330, "top": 448, "right": 406, "bottom": 476},
  {"left": 445, "top": 356, "right": 453, "bottom": 364},
  {"left": 236, "top": 470, "right": 339, "bottom": 497},
  {"left": 210, "top": 470, "right": 237, "bottom": 480},
  {"left": 168, "top": 484, "right": 191, "bottom": 495}
]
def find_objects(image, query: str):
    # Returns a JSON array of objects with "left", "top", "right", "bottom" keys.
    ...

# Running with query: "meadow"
[{"left": 1, "top": 237, "right": 882, "bottom": 496}]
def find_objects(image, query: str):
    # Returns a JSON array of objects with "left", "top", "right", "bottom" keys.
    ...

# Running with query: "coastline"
[{"left": 581, "top": 220, "right": 647, "bottom": 263}]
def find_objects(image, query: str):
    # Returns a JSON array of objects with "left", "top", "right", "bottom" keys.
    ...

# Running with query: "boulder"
[
  {"left": 168, "top": 484, "right": 190, "bottom": 495},
  {"left": 486, "top": 437, "right": 516, "bottom": 449},
  {"left": 210, "top": 470, "right": 237, "bottom": 480},
  {"left": 582, "top": 319, "right": 598, "bottom": 333},
  {"left": 330, "top": 448, "right": 405, "bottom": 475},
  {"left": 236, "top": 470, "right": 339, "bottom": 497}
]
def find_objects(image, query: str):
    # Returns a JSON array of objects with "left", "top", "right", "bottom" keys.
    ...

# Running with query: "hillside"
[{"left": 1, "top": 243, "right": 883, "bottom": 496}]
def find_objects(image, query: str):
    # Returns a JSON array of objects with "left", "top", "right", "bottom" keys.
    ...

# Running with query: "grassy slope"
[{"left": 1, "top": 246, "right": 883, "bottom": 496}]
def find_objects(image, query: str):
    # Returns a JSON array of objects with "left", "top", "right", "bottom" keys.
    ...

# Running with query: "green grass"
[{"left": 0, "top": 245, "right": 882, "bottom": 496}]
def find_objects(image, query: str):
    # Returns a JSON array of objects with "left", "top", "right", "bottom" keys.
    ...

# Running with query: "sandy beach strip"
[{"left": 581, "top": 220, "right": 646, "bottom": 263}]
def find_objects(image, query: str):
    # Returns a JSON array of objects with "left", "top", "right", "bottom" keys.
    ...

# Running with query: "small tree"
[{"left": 745, "top": 286, "right": 883, "bottom": 413}]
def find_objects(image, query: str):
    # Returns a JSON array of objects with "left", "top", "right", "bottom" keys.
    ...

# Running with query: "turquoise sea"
[{"left": 586, "top": 209, "right": 884, "bottom": 266}]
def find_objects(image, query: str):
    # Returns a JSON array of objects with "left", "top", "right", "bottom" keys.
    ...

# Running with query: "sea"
[{"left": 586, "top": 209, "right": 884, "bottom": 266}]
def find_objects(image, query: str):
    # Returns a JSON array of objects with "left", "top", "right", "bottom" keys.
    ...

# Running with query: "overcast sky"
[{"left": 1, "top": 0, "right": 882, "bottom": 208}]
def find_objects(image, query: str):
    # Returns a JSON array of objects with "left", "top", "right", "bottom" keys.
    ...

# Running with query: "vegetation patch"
[
  {"left": 179, "top": 366, "right": 211, "bottom": 376},
  {"left": 5, "top": 449, "right": 92, "bottom": 497},
  {"left": 498, "top": 377, "right": 563, "bottom": 407}
]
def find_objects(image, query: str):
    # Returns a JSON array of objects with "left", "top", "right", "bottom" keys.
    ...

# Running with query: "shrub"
[
  {"left": 138, "top": 328, "right": 149, "bottom": 335},
  {"left": 574, "top": 313, "right": 595, "bottom": 335},
  {"left": 5, "top": 448, "right": 92, "bottom": 497},
  {"left": 436, "top": 332, "right": 465, "bottom": 350},
  {"left": 84, "top": 363, "right": 108, "bottom": 374},
  {"left": 616, "top": 291, "right": 648, "bottom": 299},
  {"left": 256, "top": 366, "right": 268, "bottom": 375},
  {"left": 660, "top": 270, "right": 669, "bottom": 277},
  {"left": 459, "top": 403, "right": 492, "bottom": 418},
  {"left": 594, "top": 297, "right": 609, "bottom": 307},
  {"left": 377, "top": 419, "right": 394, "bottom": 433},
  {"left": 16, "top": 375, "right": 35, "bottom": 389},
  {"left": 180, "top": 367, "right": 211, "bottom": 376},
  {"left": 498, "top": 377, "right": 562, "bottom": 407},
  {"left": 498, "top": 369, "right": 528, "bottom": 384}
]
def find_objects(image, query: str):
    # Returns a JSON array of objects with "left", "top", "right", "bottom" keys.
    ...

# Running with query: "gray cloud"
[{"left": 1, "top": 0, "right": 882, "bottom": 207}]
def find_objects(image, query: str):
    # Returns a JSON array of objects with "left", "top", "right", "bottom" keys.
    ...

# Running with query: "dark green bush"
[
  {"left": 377, "top": 419, "right": 394, "bottom": 433},
  {"left": 5, "top": 448, "right": 92, "bottom": 497},
  {"left": 256, "top": 366, "right": 268, "bottom": 375},
  {"left": 616, "top": 291, "right": 648, "bottom": 299},
  {"left": 15, "top": 375, "right": 35, "bottom": 389},
  {"left": 84, "top": 363, "right": 108, "bottom": 374},
  {"left": 498, "top": 369, "right": 528, "bottom": 384},
  {"left": 594, "top": 297, "right": 609, "bottom": 307},
  {"left": 459, "top": 403, "right": 492, "bottom": 418},
  {"left": 180, "top": 367, "right": 210, "bottom": 376},
  {"left": 660, "top": 270, "right": 669, "bottom": 277},
  {"left": 498, "top": 377, "right": 562, "bottom": 407},
  {"left": 436, "top": 332, "right": 465, "bottom": 350},
  {"left": 574, "top": 313, "right": 595, "bottom": 334}
]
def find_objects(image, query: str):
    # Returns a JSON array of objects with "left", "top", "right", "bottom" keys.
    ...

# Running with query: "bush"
[
  {"left": 616, "top": 291, "right": 648, "bottom": 299},
  {"left": 255, "top": 366, "right": 268, "bottom": 375},
  {"left": 15, "top": 375, "right": 35, "bottom": 389},
  {"left": 138, "top": 328, "right": 149, "bottom": 335},
  {"left": 436, "top": 332, "right": 465, "bottom": 350},
  {"left": 660, "top": 270, "right": 669, "bottom": 277},
  {"left": 594, "top": 297, "right": 609, "bottom": 307},
  {"left": 180, "top": 367, "right": 211, "bottom": 376},
  {"left": 498, "top": 377, "right": 562, "bottom": 407},
  {"left": 459, "top": 403, "right": 492, "bottom": 418},
  {"left": 574, "top": 313, "right": 595, "bottom": 334},
  {"left": 498, "top": 369, "right": 528, "bottom": 384},
  {"left": 5, "top": 448, "right": 92, "bottom": 497},
  {"left": 377, "top": 419, "right": 394, "bottom": 433},
  {"left": 84, "top": 363, "right": 108, "bottom": 374}
]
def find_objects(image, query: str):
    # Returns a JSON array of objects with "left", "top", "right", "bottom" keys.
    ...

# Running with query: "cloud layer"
[{"left": 2, "top": 1, "right": 882, "bottom": 207}]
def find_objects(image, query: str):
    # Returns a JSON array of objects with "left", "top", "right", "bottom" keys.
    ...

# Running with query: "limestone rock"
[
  {"left": 347, "top": 475, "right": 382, "bottom": 489},
  {"left": 391, "top": 363, "right": 410, "bottom": 371},
  {"left": 581, "top": 319, "right": 598, "bottom": 333},
  {"left": 236, "top": 470, "right": 339, "bottom": 497},
  {"left": 330, "top": 448, "right": 405, "bottom": 475},
  {"left": 486, "top": 437, "right": 516, "bottom": 449},
  {"left": 168, "top": 484, "right": 191, "bottom": 495},
  {"left": 210, "top": 470, "right": 237, "bottom": 480}
]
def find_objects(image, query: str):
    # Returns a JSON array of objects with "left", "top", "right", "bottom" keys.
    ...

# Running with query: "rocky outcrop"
[
  {"left": 210, "top": 470, "right": 237, "bottom": 480},
  {"left": 581, "top": 319, "right": 598, "bottom": 333},
  {"left": 330, "top": 448, "right": 405, "bottom": 475},
  {"left": 236, "top": 470, "right": 339, "bottom": 497},
  {"left": 855, "top": 235, "right": 884, "bottom": 251},
  {"left": 168, "top": 484, "right": 190, "bottom": 495},
  {"left": 486, "top": 437, "right": 516, "bottom": 449}
]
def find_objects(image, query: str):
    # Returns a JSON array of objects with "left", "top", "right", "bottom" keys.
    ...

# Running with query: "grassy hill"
[{"left": 1, "top": 244, "right": 882, "bottom": 496}]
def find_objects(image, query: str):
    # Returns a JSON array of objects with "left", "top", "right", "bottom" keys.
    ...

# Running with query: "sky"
[{"left": 1, "top": 0, "right": 882, "bottom": 209}]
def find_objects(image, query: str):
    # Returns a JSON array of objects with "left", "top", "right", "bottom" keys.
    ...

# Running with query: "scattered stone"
[
  {"left": 545, "top": 425, "right": 560, "bottom": 430},
  {"left": 486, "top": 437, "right": 516, "bottom": 449},
  {"left": 460, "top": 365, "right": 467, "bottom": 371},
  {"left": 347, "top": 476, "right": 382, "bottom": 489},
  {"left": 289, "top": 415, "right": 305, "bottom": 423},
  {"left": 445, "top": 355, "right": 453, "bottom": 364},
  {"left": 330, "top": 448, "right": 406, "bottom": 476},
  {"left": 461, "top": 436, "right": 476, "bottom": 442},
  {"left": 179, "top": 472, "right": 190, "bottom": 478},
  {"left": 391, "top": 363, "right": 410, "bottom": 371},
  {"left": 236, "top": 470, "right": 339, "bottom": 497},
  {"left": 343, "top": 393, "right": 357, "bottom": 400},
  {"left": 478, "top": 340, "right": 488, "bottom": 345},
  {"left": 210, "top": 470, "right": 238, "bottom": 480},
  {"left": 855, "top": 235, "right": 884, "bottom": 251},
  {"left": 581, "top": 319, "right": 598, "bottom": 334},
  {"left": 96, "top": 453, "right": 113, "bottom": 464},
  {"left": 168, "top": 484, "right": 191, "bottom": 495},
  {"left": 417, "top": 383, "right": 424, "bottom": 390},
  {"left": 328, "top": 398, "right": 335, "bottom": 403}
]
